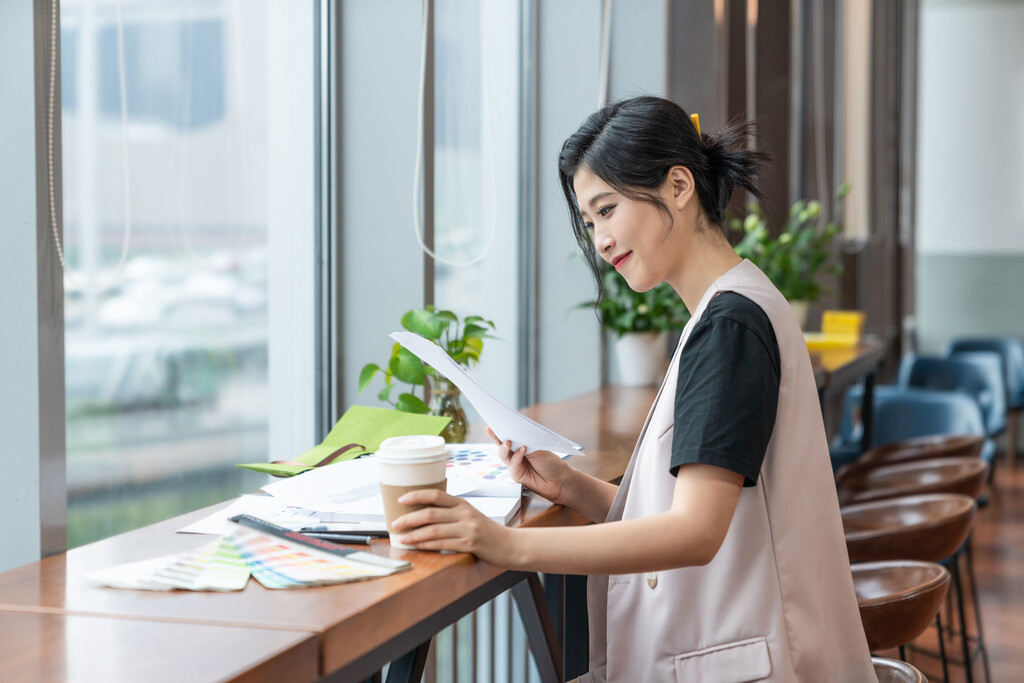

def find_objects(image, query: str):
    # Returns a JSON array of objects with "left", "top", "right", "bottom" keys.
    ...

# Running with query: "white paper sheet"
[
  {"left": 314, "top": 495, "right": 521, "bottom": 526},
  {"left": 262, "top": 457, "right": 381, "bottom": 512},
  {"left": 178, "top": 494, "right": 319, "bottom": 535},
  {"left": 390, "top": 331, "right": 585, "bottom": 455},
  {"left": 259, "top": 457, "right": 523, "bottom": 525}
]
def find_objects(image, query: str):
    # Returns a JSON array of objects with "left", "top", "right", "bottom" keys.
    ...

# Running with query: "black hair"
[{"left": 558, "top": 96, "right": 771, "bottom": 292}]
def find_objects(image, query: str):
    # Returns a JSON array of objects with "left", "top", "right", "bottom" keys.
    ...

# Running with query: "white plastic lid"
[{"left": 375, "top": 435, "right": 449, "bottom": 462}]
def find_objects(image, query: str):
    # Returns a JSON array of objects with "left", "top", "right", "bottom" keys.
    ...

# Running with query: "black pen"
[
  {"left": 299, "top": 526, "right": 390, "bottom": 538},
  {"left": 300, "top": 531, "right": 373, "bottom": 545}
]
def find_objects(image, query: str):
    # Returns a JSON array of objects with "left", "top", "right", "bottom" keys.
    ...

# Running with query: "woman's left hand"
[{"left": 390, "top": 490, "right": 515, "bottom": 565}]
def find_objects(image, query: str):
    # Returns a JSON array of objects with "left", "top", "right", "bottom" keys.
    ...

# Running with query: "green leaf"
[
  {"left": 435, "top": 310, "right": 458, "bottom": 322},
  {"left": 377, "top": 384, "right": 394, "bottom": 403},
  {"left": 614, "top": 311, "right": 636, "bottom": 331},
  {"left": 455, "top": 338, "right": 482, "bottom": 365},
  {"left": 401, "top": 309, "right": 444, "bottom": 340},
  {"left": 463, "top": 323, "right": 489, "bottom": 339},
  {"left": 357, "top": 363, "right": 380, "bottom": 393},
  {"left": 396, "top": 392, "right": 430, "bottom": 414},
  {"left": 465, "top": 315, "right": 497, "bottom": 330},
  {"left": 389, "top": 347, "right": 425, "bottom": 385}
]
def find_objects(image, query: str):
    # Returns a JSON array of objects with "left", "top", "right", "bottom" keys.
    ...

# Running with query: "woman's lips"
[{"left": 612, "top": 252, "right": 632, "bottom": 271}]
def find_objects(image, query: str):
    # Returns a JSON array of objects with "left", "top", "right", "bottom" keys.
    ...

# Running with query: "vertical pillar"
[{"left": 0, "top": 0, "right": 67, "bottom": 571}]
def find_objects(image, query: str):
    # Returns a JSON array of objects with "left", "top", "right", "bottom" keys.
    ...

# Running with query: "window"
[
  {"left": 98, "top": 19, "right": 225, "bottom": 127},
  {"left": 433, "top": 0, "right": 521, "bottom": 416},
  {"left": 61, "top": 0, "right": 318, "bottom": 547}
]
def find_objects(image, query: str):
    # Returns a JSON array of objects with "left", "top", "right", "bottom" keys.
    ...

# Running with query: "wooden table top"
[
  {"left": 0, "top": 611, "right": 319, "bottom": 683},
  {"left": 0, "top": 386, "right": 658, "bottom": 680},
  {"left": 810, "top": 339, "right": 887, "bottom": 392}
]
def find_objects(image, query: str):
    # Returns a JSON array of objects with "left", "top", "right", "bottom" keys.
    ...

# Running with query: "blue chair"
[
  {"left": 830, "top": 387, "right": 868, "bottom": 471},
  {"left": 897, "top": 352, "right": 1007, "bottom": 439},
  {"left": 947, "top": 336, "right": 1024, "bottom": 467},
  {"left": 831, "top": 385, "right": 995, "bottom": 471},
  {"left": 946, "top": 336, "right": 1024, "bottom": 408},
  {"left": 873, "top": 386, "right": 990, "bottom": 451}
]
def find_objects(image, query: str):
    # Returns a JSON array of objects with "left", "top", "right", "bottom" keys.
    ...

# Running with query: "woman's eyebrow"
[{"left": 587, "top": 191, "right": 614, "bottom": 209}]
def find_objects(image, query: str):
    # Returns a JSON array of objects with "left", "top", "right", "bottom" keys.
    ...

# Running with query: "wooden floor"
[{"left": 886, "top": 460, "right": 1024, "bottom": 682}]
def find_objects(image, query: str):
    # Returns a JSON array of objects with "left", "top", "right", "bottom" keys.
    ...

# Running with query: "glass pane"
[
  {"left": 433, "top": 0, "right": 521, "bottom": 415},
  {"left": 61, "top": 0, "right": 315, "bottom": 547}
]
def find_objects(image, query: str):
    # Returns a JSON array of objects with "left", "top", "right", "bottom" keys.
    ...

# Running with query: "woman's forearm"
[
  {"left": 506, "top": 463, "right": 744, "bottom": 574},
  {"left": 503, "top": 510, "right": 721, "bottom": 575},
  {"left": 557, "top": 467, "right": 619, "bottom": 523}
]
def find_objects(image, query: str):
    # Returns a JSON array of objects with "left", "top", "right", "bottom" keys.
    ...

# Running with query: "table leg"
[
  {"left": 1007, "top": 408, "right": 1019, "bottom": 469},
  {"left": 543, "top": 573, "right": 590, "bottom": 680},
  {"left": 384, "top": 640, "right": 431, "bottom": 683},
  {"left": 543, "top": 573, "right": 564, "bottom": 639},
  {"left": 512, "top": 574, "right": 564, "bottom": 683},
  {"left": 861, "top": 372, "right": 876, "bottom": 453},
  {"left": 563, "top": 574, "right": 589, "bottom": 679}
]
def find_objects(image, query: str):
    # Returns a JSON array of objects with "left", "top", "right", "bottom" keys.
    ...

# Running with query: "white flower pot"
[
  {"left": 789, "top": 299, "right": 809, "bottom": 330},
  {"left": 613, "top": 331, "right": 668, "bottom": 387}
]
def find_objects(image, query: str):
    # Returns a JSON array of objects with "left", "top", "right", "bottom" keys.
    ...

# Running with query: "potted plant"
[
  {"left": 357, "top": 306, "right": 495, "bottom": 443},
  {"left": 586, "top": 264, "right": 691, "bottom": 386},
  {"left": 731, "top": 183, "right": 849, "bottom": 328}
]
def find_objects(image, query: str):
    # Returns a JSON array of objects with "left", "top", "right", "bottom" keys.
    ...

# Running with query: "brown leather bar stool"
[
  {"left": 852, "top": 561, "right": 950, "bottom": 655},
  {"left": 837, "top": 457, "right": 989, "bottom": 506},
  {"left": 839, "top": 465, "right": 993, "bottom": 683},
  {"left": 843, "top": 494, "right": 976, "bottom": 681},
  {"left": 836, "top": 435, "right": 986, "bottom": 484},
  {"left": 873, "top": 656, "right": 928, "bottom": 683},
  {"left": 843, "top": 494, "right": 976, "bottom": 564}
]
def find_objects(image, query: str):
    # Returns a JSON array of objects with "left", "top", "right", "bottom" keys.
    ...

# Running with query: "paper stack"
[{"left": 260, "top": 444, "right": 529, "bottom": 527}]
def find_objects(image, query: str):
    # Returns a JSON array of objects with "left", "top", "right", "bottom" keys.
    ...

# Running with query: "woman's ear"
[{"left": 665, "top": 165, "right": 697, "bottom": 211}]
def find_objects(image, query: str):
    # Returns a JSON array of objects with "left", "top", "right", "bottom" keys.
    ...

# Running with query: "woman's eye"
[
  {"left": 584, "top": 222, "right": 594, "bottom": 231},
  {"left": 598, "top": 205, "right": 614, "bottom": 217}
]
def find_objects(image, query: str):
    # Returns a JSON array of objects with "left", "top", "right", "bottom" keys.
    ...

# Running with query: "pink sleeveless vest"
[{"left": 580, "top": 260, "right": 875, "bottom": 683}]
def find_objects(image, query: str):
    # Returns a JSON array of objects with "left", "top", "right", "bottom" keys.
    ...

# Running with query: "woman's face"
[{"left": 574, "top": 168, "right": 694, "bottom": 293}]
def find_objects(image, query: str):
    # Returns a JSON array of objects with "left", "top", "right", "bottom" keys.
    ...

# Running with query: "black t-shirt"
[{"left": 670, "top": 292, "right": 781, "bottom": 486}]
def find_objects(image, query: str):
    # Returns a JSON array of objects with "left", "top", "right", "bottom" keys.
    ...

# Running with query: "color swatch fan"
[{"left": 442, "top": 443, "right": 520, "bottom": 497}]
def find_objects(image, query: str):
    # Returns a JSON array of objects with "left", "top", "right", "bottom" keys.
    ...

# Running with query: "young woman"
[{"left": 392, "top": 96, "right": 875, "bottom": 682}]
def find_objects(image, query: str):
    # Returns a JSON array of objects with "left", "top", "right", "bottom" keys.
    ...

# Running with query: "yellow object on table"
[{"left": 804, "top": 310, "right": 865, "bottom": 350}]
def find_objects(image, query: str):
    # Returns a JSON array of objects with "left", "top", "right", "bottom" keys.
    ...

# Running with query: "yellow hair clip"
[{"left": 691, "top": 112, "right": 701, "bottom": 137}]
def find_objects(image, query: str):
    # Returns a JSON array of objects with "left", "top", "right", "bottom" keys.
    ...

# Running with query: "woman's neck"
[{"left": 669, "top": 233, "right": 742, "bottom": 315}]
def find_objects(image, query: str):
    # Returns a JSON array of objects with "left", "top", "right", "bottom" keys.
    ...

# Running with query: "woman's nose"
[{"left": 593, "top": 225, "right": 614, "bottom": 255}]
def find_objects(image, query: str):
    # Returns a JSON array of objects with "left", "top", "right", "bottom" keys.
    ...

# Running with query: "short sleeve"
[{"left": 670, "top": 293, "right": 781, "bottom": 486}]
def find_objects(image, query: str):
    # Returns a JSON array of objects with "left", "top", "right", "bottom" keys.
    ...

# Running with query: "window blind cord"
[
  {"left": 598, "top": 0, "right": 612, "bottom": 108},
  {"left": 48, "top": 0, "right": 133, "bottom": 294},
  {"left": 411, "top": 0, "right": 499, "bottom": 268}
]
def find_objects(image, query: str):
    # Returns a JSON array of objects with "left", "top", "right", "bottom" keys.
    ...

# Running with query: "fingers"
[
  {"left": 498, "top": 441, "right": 526, "bottom": 468},
  {"left": 392, "top": 522, "right": 472, "bottom": 552},
  {"left": 391, "top": 494, "right": 467, "bottom": 531},
  {"left": 505, "top": 444, "right": 528, "bottom": 469},
  {"left": 397, "top": 489, "right": 459, "bottom": 508},
  {"left": 487, "top": 428, "right": 530, "bottom": 468},
  {"left": 485, "top": 426, "right": 502, "bottom": 445}
]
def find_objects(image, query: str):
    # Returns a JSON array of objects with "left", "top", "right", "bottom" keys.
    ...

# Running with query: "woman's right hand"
[{"left": 486, "top": 426, "right": 572, "bottom": 505}]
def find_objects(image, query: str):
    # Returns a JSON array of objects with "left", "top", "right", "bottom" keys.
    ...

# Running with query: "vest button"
[{"left": 646, "top": 572, "right": 657, "bottom": 589}]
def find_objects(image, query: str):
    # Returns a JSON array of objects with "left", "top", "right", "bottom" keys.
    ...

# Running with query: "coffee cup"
[{"left": 375, "top": 435, "right": 450, "bottom": 549}]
